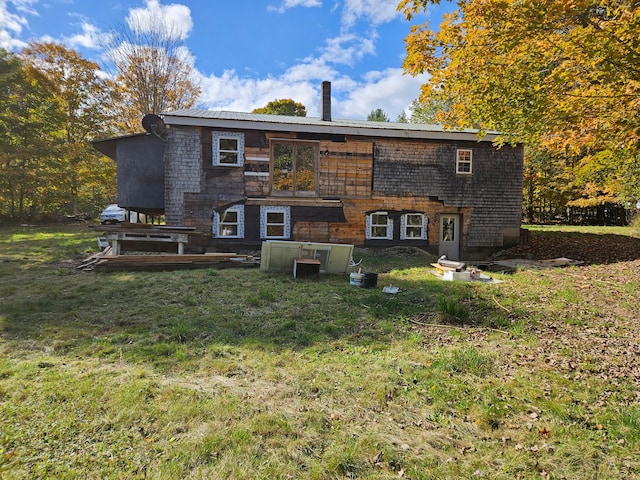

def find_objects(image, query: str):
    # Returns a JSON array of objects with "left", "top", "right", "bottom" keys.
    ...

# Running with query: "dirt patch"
[{"left": 490, "top": 230, "right": 640, "bottom": 264}]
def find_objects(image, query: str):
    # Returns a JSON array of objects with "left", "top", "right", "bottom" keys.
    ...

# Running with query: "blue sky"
[{"left": 1, "top": 0, "right": 451, "bottom": 120}]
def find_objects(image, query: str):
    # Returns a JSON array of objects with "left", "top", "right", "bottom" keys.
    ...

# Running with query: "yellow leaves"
[
  {"left": 397, "top": 0, "right": 439, "bottom": 20},
  {"left": 403, "top": 24, "right": 439, "bottom": 75},
  {"left": 401, "top": 0, "right": 640, "bottom": 173},
  {"left": 397, "top": 0, "right": 419, "bottom": 20}
]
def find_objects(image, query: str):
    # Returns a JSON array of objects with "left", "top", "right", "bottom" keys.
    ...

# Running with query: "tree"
[
  {"left": 0, "top": 49, "right": 65, "bottom": 221},
  {"left": 104, "top": 11, "right": 201, "bottom": 133},
  {"left": 22, "top": 42, "right": 116, "bottom": 216},
  {"left": 404, "top": 97, "right": 452, "bottom": 124},
  {"left": 252, "top": 98, "right": 307, "bottom": 116},
  {"left": 367, "top": 108, "right": 390, "bottom": 122},
  {"left": 400, "top": 0, "right": 640, "bottom": 205}
]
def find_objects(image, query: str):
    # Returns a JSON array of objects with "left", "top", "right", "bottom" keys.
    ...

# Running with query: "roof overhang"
[
  {"left": 91, "top": 133, "right": 149, "bottom": 160},
  {"left": 160, "top": 111, "right": 500, "bottom": 143}
]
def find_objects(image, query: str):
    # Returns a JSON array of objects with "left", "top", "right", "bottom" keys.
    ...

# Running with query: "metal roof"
[{"left": 160, "top": 109, "right": 499, "bottom": 143}]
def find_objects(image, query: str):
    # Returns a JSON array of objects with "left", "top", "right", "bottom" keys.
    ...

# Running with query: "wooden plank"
[
  {"left": 91, "top": 254, "right": 260, "bottom": 271},
  {"left": 77, "top": 246, "right": 113, "bottom": 270},
  {"left": 99, "top": 254, "right": 248, "bottom": 264}
]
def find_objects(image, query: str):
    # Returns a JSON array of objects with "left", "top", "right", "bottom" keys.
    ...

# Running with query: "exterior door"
[{"left": 439, "top": 214, "right": 461, "bottom": 260}]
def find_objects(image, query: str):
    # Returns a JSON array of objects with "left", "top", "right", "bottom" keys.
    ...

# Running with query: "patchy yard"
[{"left": 0, "top": 225, "right": 639, "bottom": 479}]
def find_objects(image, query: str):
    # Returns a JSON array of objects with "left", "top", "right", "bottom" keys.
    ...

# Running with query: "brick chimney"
[{"left": 321, "top": 81, "right": 331, "bottom": 121}]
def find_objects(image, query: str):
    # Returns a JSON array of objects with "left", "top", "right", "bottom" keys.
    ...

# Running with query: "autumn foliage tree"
[
  {"left": 400, "top": 0, "right": 640, "bottom": 220},
  {"left": 22, "top": 42, "right": 116, "bottom": 216},
  {"left": 252, "top": 98, "right": 307, "bottom": 116},
  {"left": 0, "top": 49, "right": 64, "bottom": 221},
  {"left": 104, "top": 10, "right": 201, "bottom": 133}
]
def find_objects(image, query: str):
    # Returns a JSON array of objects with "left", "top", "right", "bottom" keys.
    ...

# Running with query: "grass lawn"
[{"left": 1, "top": 224, "right": 639, "bottom": 479}]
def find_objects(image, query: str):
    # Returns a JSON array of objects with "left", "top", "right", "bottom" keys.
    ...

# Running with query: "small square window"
[
  {"left": 366, "top": 211, "right": 393, "bottom": 240},
  {"left": 213, "top": 205, "right": 244, "bottom": 238},
  {"left": 260, "top": 206, "right": 290, "bottom": 239},
  {"left": 213, "top": 132, "right": 244, "bottom": 166},
  {"left": 401, "top": 213, "right": 428, "bottom": 240},
  {"left": 456, "top": 149, "right": 472, "bottom": 174}
]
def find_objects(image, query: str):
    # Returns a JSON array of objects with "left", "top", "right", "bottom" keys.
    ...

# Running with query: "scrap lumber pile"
[{"left": 78, "top": 250, "right": 259, "bottom": 271}]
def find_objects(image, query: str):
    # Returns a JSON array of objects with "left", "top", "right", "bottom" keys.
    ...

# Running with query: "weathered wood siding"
[
  {"left": 373, "top": 140, "right": 523, "bottom": 248},
  {"left": 317, "top": 141, "right": 373, "bottom": 198},
  {"left": 163, "top": 125, "right": 523, "bottom": 255},
  {"left": 164, "top": 127, "right": 202, "bottom": 226}
]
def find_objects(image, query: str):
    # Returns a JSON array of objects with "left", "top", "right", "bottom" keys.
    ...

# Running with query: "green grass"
[{"left": 1, "top": 224, "right": 639, "bottom": 479}]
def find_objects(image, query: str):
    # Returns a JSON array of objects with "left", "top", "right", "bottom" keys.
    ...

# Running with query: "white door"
[{"left": 439, "top": 214, "right": 461, "bottom": 260}]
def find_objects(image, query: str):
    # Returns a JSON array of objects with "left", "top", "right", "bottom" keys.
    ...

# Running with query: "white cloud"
[
  {"left": 9, "top": 0, "right": 37, "bottom": 15},
  {"left": 267, "top": 0, "right": 322, "bottom": 14},
  {"left": 126, "top": 0, "right": 193, "bottom": 41},
  {"left": 281, "top": 57, "right": 339, "bottom": 83},
  {"left": 197, "top": 71, "right": 319, "bottom": 114},
  {"left": 336, "top": 68, "right": 428, "bottom": 119},
  {"left": 66, "top": 22, "right": 109, "bottom": 50},
  {"left": 341, "top": 0, "right": 400, "bottom": 29},
  {"left": 320, "top": 32, "right": 376, "bottom": 66},
  {"left": 0, "top": 0, "right": 34, "bottom": 50},
  {"left": 196, "top": 64, "right": 427, "bottom": 121}
]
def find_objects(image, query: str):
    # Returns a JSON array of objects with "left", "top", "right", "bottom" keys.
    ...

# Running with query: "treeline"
[
  {"left": 0, "top": 12, "right": 200, "bottom": 223},
  {"left": 0, "top": 45, "right": 117, "bottom": 222}
]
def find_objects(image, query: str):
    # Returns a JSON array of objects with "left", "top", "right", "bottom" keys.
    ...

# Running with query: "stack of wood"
[{"left": 77, "top": 250, "right": 259, "bottom": 271}]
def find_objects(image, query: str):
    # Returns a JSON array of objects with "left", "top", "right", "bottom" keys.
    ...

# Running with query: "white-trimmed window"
[
  {"left": 366, "top": 211, "right": 393, "bottom": 240},
  {"left": 213, "top": 205, "right": 244, "bottom": 238},
  {"left": 456, "top": 149, "right": 472, "bottom": 174},
  {"left": 213, "top": 132, "right": 244, "bottom": 166},
  {"left": 401, "top": 213, "right": 428, "bottom": 240},
  {"left": 260, "top": 206, "right": 291, "bottom": 239}
]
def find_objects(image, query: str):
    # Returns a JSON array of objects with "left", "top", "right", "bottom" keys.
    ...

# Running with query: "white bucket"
[{"left": 350, "top": 272, "right": 364, "bottom": 286}]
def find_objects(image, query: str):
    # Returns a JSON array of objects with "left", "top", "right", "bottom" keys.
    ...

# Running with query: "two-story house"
[{"left": 93, "top": 82, "right": 523, "bottom": 260}]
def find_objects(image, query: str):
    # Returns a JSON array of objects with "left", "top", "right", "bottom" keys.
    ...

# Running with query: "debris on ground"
[
  {"left": 492, "top": 257, "right": 583, "bottom": 270},
  {"left": 78, "top": 249, "right": 259, "bottom": 271}
]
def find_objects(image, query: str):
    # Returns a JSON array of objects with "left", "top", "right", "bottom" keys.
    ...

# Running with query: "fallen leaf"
[{"left": 538, "top": 427, "right": 550, "bottom": 438}]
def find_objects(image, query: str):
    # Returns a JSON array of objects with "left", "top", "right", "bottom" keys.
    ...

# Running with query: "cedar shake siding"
[
  {"left": 373, "top": 140, "right": 524, "bottom": 252},
  {"left": 94, "top": 100, "right": 524, "bottom": 260}
]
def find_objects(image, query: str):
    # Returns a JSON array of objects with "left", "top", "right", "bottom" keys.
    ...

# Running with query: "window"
[
  {"left": 271, "top": 140, "right": 318, "bottom": 196},
  {"left": 213, "top": 205, "right": 244, "bottom": 238},
  {"left": 442, "top": 216, "right": 456, "bottom": 242},
  {"left": 366, "top": 211, "right": 393, "bottom": 240},
  {"left": 401, "top": 213, "right": 428, "bottom": 240},
  {"left": 260, "top": 206, "right": 291, "bottom": 239},
  {"left": 456, "top": 149, "right": 472, "bottom": 174},
  {"left": 213, "top": 132, "right": 244, "bottom": 166}
]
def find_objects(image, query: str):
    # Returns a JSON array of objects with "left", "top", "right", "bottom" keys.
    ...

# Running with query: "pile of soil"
[{"left": 491, "top": 230, "right": 640, "bottom": 265}]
